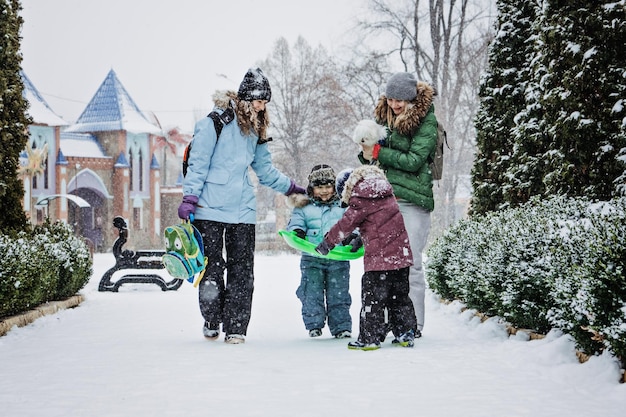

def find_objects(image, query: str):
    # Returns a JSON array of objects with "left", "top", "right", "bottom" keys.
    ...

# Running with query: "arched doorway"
[
  {"left": 68, "top": 188, "right": 106, "bottom": 252},
  {"left": 68, "top": 168, "right": 111, "bottom": 252}
]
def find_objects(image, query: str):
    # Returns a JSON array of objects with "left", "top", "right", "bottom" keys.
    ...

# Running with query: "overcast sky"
[{"left": 20, "top": 0, "right": 365, "bottom": 132}]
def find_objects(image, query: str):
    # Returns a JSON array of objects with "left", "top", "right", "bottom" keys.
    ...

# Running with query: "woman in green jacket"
[{"left": 357, "top": 72, "right": 438, "bottom": 338}]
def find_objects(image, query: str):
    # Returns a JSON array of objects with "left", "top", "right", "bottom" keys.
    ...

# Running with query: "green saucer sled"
[{"left": 278, "top": 230, "right": 364, "bottom": 261}]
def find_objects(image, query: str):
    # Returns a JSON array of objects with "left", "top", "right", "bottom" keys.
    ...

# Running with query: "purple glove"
[
  {"left": 286, "top": 179, "right": 306, "bottom": 196},
  {"left": 178, "top": 195, "right": 198, "bottom": 220}
]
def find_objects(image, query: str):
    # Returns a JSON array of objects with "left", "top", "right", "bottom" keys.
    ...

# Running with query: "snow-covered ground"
[{"left": 1, "top": 253, "right": 624, "bottom": 417}]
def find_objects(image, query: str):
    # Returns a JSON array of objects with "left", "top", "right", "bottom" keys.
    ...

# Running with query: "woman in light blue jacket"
[{"left": 178, "top": 68, "right": 305, "bottom": 344}]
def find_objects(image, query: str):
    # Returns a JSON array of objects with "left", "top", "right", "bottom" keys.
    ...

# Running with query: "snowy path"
[{"left": 1, "top": 253, "right": 624, "bottom": 417}]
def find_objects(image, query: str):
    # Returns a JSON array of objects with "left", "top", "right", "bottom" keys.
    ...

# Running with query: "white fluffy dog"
[{"left": 352, "top": 119, "right": 387, "bottom": 147}]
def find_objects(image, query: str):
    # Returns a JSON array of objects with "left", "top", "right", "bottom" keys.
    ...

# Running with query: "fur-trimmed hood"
[
  {"left": 374, "top": 81, "right": 435, "bottom": 136},
  {"left": 211, "top": 90, "right": 270, "bottom": 139},
  {"left": 323, "top": 164, "right": 413, "bottom": 273},
  {"left": 212, "top": 90, "right": 237, "bottom": 109},
  {"left": 287, "top": 192, "right": 339, "bottom": 209},
  {"left": 287, "top": 192, "right": 311, "bottom": 209},
  {"left": 341, "top": 165, "right": 393, "bottom": 205}
]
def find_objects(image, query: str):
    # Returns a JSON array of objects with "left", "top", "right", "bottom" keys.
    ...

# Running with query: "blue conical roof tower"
[
  {"left": 20, "top": 70, "right": 68, "bottom": 126},
  {"left": 65, "top": 69, "right": 160, "bottom": 134}
]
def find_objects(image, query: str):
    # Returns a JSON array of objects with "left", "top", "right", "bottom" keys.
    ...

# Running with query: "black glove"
[
  {"left": 315, "top": 240, "right": 334, "bottom": 256},
  {"left": 341, "top": 232, "right": 358, "bottom": 246},
  {"left": 341, "top": 233, "right": 363, "bottom": 252},
  {"left": 347, "top": 235, "right": 363, "bottom": 252},
  {"left": 293, "top": 229, "right": 306, "bottom": 239}
]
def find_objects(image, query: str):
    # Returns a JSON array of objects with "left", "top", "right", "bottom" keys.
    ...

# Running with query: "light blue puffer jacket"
[
  {"left": 287, "top": 197, "right": 346, "bottom": 246},
  {"left": 183, "top": 106, "right": 291, "bottom": 224}
]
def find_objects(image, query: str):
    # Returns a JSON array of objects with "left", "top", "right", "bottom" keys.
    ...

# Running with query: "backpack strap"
[
  {"left": 207, "top": 107, "right": 234, "bottom": 140},
  {"left": 182, "top": 107, "right": 235, "bottom": 177}
]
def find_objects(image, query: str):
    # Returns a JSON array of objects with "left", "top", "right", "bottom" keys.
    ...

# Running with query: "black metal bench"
[{"left": 98, "top": 216, "right": 183, "bottom": 292}]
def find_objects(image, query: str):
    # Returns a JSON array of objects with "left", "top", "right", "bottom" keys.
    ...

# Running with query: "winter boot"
[
  {"left": 391, "top": 330, "right": 415, "bottom": 348},
  {"left": 225, "top": 334, "right": 245, "bottom": 344},
  {"left": 203, "top": 321, "right": 220, "bottom": 340},
  {"left": 334, "top": 330, "right": 352, "bottom": 339},
  {"left": 347, "top": 340, "right": 381, "bottom": 351},
  {"left": 309, "top": 328, "right": 322, "bottom": 338}
]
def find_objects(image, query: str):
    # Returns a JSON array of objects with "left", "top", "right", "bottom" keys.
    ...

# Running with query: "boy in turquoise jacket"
[{"left": 287, "top": 164, "right": 360, "bottom": 339}]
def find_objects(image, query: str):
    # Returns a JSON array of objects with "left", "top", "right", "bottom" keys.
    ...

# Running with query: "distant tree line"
[{"left": 257, "top": 0, "right": 495, "bottom": 239}]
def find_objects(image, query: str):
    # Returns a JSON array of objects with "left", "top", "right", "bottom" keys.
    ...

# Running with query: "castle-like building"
[{"left": 20, "top": 69, "right": 188, "bottom": 252}]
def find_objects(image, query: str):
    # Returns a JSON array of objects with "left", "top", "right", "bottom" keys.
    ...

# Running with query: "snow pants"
[
  {"left": 194, "top": 220, "right": 255, "bottom": 336},
  {"left": 397, "top": 200, "right": 431, "bottom": 331},
  {"left": 358, "top": 267, "right": 417, "bottom": 345},
  {"left": 296, "top": 255, "right": 352, "bottom": 336}
]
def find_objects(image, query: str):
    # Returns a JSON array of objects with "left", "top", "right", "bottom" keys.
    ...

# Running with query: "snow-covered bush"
[
  {"left": 0, "top": 220, "right": 92, "bottom": 318},
  {"left": 548, "top": 198, "right": 626, "bottom": 362},
  {"left": 426, "top": 196, "right": 626, "bottom": 365}
]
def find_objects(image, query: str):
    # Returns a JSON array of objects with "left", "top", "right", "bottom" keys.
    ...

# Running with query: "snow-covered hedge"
[
  {"left": 0, "top": 220, "right": 92, "bottom": 318},
  {"left": 426, "top": 196, "right": 626, "bottom": 366}
]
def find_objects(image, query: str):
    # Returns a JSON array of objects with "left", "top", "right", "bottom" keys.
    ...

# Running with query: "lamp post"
[{"left": 74, "top": 162, "right": 81, "bottom": 235}]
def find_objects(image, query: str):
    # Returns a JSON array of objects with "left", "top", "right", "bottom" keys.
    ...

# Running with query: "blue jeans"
[{"left": 296, "top": 255, "right": 352, "bottom": 336}]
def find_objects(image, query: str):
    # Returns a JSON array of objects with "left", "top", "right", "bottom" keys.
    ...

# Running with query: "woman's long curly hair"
[
  {"left": 235, "top": 98, "right": 270, "bottom": 140},
  {"left": 213, "top": 90, "right": 270, "bottom": 140}
]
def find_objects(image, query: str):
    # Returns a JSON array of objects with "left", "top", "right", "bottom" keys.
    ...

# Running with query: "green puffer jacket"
[{"left": 360, "top": 81, "right": 438, "bottom": 212}]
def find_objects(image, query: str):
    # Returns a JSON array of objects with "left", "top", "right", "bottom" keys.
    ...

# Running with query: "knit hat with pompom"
[
  {"left": 237, "top": 68, "right": 272, "bottom": 102},
  {"left": 335, "top": 168, "right": 353, "bottom": 202}
]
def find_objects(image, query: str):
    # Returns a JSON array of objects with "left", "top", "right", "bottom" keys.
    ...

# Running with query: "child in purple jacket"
[{"left": 315, "top": 165, "right": 417, "bottom": 350}]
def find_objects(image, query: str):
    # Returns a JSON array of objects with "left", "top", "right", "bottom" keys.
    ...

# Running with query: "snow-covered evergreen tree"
[
  {"left": 471, "top": 0, "right": 540, "bottom": 215},
  {"left": 504, "top": 0, "right": 551, "bottom": 208},
  {"left": 0, "top": 0, "right": 30, "bottom": 234},
  {"left": 472, "top": 0, "right": 626, "bottom": 216},
  {"left": 540, "top": 0, "right": 626, "bottom": 199}
]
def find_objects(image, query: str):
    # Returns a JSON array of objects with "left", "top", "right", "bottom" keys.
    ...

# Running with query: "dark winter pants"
[
  {"left": 194, "top": 220, "right": 255, "bottom": 336},
  {"left": 297, "top": 255, "right": 352, "bottom": 336},
  {"left": 358, "top": 267, "right": 416, "bottom": 344}
]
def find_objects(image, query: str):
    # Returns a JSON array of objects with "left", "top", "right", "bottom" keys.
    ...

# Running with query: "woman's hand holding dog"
[{"left": 361, "top": 144, "right": 374, "bottom": 161}]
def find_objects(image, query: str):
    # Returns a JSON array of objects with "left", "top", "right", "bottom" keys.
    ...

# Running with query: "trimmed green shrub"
[
  {"left": 0, "top": 220, "right": 92, "bottom": 318},
  {"left": 426, "top": 196, "right": 626, "bottom": 365},
  {"left": 548, "top": 199, "right": 626, "bottom": 361}
]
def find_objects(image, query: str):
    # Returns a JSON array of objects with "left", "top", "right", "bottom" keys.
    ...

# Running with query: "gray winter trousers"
[{"left": 397, "top": 200, "right": 431, "bottom": 331}]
